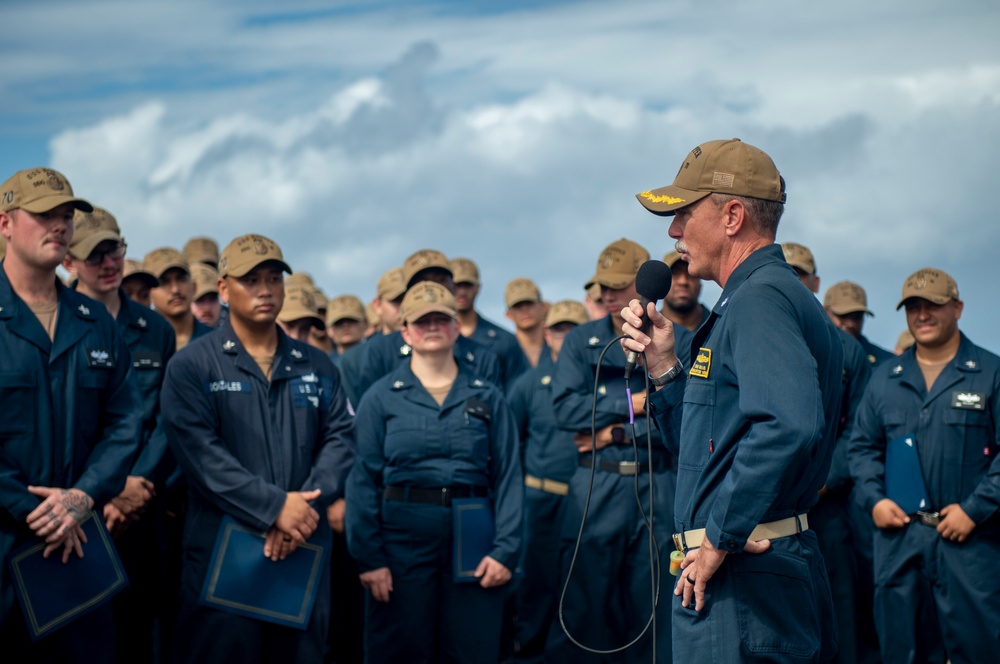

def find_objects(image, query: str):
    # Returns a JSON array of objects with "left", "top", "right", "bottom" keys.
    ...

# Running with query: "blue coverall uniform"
[
  {"left": 103, "top": 290, "right": 178, "bottom": 663},
  {"left": 160, "top": 320, "right": 356, "bottom": 663},
  {"left": 355, "top": 328, "right": 502, "bottom": 397},
  {"left": 648, "top": 244, "right": 843, "bottom": 663},
  {"left": 468, "top": 313, "right": 529, "bottom": 390},
  {"left": 848, "top": 333, "right": 1000, "bottom": 664},
  {"left": 0, "top": 269, "right": 142, "bottom": 661},
  {"left": 547, "top": 315, "right": 691, "bottom": 663},
  {"left": 859, "top": 334, "right": 894, "bottom": 368},
  {"left": 810, "top": 329, "right": 874, "bottom": 664},
  {"left": 506, "top": 353, "right": 579, "bottom": 663},
  {"left": 345, "top": 362, "right": 522, "bottom": 664}
]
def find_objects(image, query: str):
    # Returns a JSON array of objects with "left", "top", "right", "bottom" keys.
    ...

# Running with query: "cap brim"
[
  {"left": 896, "top": 295, "right": 952, "bottom": 310},
  {"left": 635, "top": 186, "right": 711, "bottom": 216},
  {"left": 279, "top": 310, "right": 324, "bottom": 327},
  {"left": 405, "top": 305, "right": 456, "bottom": 324},
  {"left": 152, "top": 262, "right": 191, "bottom": 280},
  {"left": 69, "top": 231, "right": 122, "bottom": 261},
  {"left": 585, "top": 271, "right": 635, "bottom": 291},
  {"left": 225, "top": 258, "right": 293, "bottom": 279},
  {"left": 123, "top": 271, "right": 159, "bottom": 287},
  {"left": 20, "top": 195, "right": 93, "bottom": 214},
  {"left": 828, "top": 305, "right": 873, "bottom": 317}
]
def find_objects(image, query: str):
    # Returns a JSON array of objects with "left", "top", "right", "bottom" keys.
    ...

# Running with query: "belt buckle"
[
  {"left": 672, "top": 532, "right": 684, "bottom": 552},
  {"left": 618, "top": 461, "right": 638, "bottom": 476},
  {"left": 916, "top": 510, "right": 940, "bottom": 526}
]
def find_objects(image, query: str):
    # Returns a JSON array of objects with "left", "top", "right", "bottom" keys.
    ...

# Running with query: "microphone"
[{"left": 624, "top": 260, "right": 673, "bottom": 381}]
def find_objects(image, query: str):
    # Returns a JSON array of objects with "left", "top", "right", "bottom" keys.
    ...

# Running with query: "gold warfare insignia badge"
[{"left": 690, "top": 347, "right": 712, "bottom": 379}]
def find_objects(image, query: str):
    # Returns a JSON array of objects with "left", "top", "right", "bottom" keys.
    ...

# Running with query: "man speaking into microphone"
[
  {"left": 622, "top": 139, "right": 843, "bottom": 663},
  {"left": 547, "top": 238, "right": 691, "bottom": 663}
]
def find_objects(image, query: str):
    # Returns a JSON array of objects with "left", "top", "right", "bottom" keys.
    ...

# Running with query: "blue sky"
[{"left": 3, "top": 0, "right": 999, "bottom": 351}]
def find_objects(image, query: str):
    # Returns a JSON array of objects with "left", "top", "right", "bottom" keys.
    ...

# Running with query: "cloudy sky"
[{"left": 3, "top": 0, "right": 998, "bottom": 351}]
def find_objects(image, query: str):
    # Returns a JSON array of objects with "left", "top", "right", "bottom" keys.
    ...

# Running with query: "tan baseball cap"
[
  {"left": 144, "top": 247, "right": 190, "bottom": 280},
  {"left": 781, "top": 242, "right": 816, "bottom": 275},
  {"left": 662, "top": 251, "right": 684, "bottom": 268},
  {"left": 377, "top": 267, "right": 407, "bottom": 301},
  {"left": 278, "top": 284, "right": 324, "bottom": 328},
  {"left": 184, "top": 236, "right": 220, "bottom": 266},
  {"left": 122, "top": 259, "right": 158, "bottom": 287},
  {"left": 403, "top": 249, "right": 452, "bottom": 288},
  {"left": 311, "top": 288, "right": 328, "bottom": 312},
  {"left": 401, "top": 281, "right": 457, "bottom": 324},
  {"left": 505, "top": 277, "right": 541, "bottom": 308},
  {"left": 326, "top": 294, "right": 366, "bottom": 326},
  {"left": 450, "top": 258, "right": 479, "bottom": 286},
  {"left": 636, "top": 138, "right": 785, "bottom": 216},
  {"left": 824, "top": 280, "right": 873, "bottom": 316},
  {"left": 1, "top": 167, "right": 92, "bottom": 214},
  {"left": 546, "top": 299, "right": 589, "bottom": 327},
  {"left": 584, "top": 238, "right": 649, "bottom": 290},
  {"left": 285, "top": 272, "right": 315, "bottom": 289},
  {"left": 69, "top": 206, "right": 122, "bottom": 261},
  {"left": 218, "top": 234, "right": 291, "bottom": 278},
  {"left": 586, "top": 283, "right": 602, "bottom": 302},
  {"left": 896, "top": 267, "right": 960, "bottom": 310},
  {"left": 190, "top": 263, "right": 220, "bottom": 300}
]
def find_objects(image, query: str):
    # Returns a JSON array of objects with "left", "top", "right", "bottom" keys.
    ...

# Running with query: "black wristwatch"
[{"left": 611, "top": 425, "right": 627, "bottom": 445}]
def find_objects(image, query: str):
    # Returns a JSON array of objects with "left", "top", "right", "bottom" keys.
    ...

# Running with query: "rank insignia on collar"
[
  {"left": 0, "top": 306, "right": 4, "bottom": 313},
  {"left": 588, "top": 336, "right": 600, "bottom": 346},
  {"left": 720, "top": 297, "right": 729, "bottom": 308},
  {"left": 487, "top": 329, "right": 496, "bottom": 338},
  {"left": 400, "top": 344, "right": 412, "bottom": 356},
  {"left": 392, "top": 380, "right": 405, "bottom": 389},
  {"left": 137, "top": 317, "right": 146, "bottom": 328},
  {"left": 892, "top": 365, "right": 903, "bottom": 375},
  {"left": 465, "top": 352, "right": 475, "bottom": 363},
  {"left": 965, "top": 360, "right": 977, "bottom": 369},
  {"left": 78, "top": 304, "right": 90, "bottom": 316},
  {"left": 542, "top": 375, "right": 551, "bottom": 385},
  {"left": 290, "top": 348, "right": 303, "bottom": 359},
  {"left": 473, "top": 379, "right": 484, "bottom": 387},
  {"left": 223, "top": 340, "right": 236, "bottom": 351},
  {"left": 598, "top": 384, "right": 607, "bottom": 395}
]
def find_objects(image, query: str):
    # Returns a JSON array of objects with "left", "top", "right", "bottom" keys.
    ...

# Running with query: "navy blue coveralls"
[
  {"left": 848, "top": 333, "right": 1000, "bottom": 664},
  {"left": 104, "top": 290, "right": 178, "bottom": 663},
  {"left": 648, "top": 245, "right": 843, "bottom": 663},
  {"left": 546, "top": 314, "right": 691, "bottom": 664},
  {"left": 355, "top": 328, "right": 502, "bottom": 397},
  {"left": 810, "top": 329, "right": 873, "bottom": 664},
  {"left": 506, "top": 352, "right": 579, "bottom": 663},
  {"left": 345, "top": 362, "right": 522, "bottom": 664},
  {"left": 160, "top": 320, "right": 356, "bottom": 663},
  {"left": 0, "top": 269, "right": 142, "bottom": 661},
  {"left": 467, "top": 313, "right": 529, "bottom": 390}
]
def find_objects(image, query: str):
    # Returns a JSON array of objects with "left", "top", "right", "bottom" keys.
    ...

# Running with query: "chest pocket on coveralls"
[
  {"left": 0, "top": 372, "right": 36, "bottom": 436},
  {"left": 942, "top": 403, "right": 990, "bottom": 466},
  {"left": 679, "top": 380, "right": 715, "bottom": 471}
]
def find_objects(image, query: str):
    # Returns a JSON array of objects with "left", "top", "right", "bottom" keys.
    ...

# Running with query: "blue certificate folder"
[
  {"left": 885, "top": 433, "right": 931, "bottom": 513},
  {"left": 453, "top": 498, "right": 495, "bottom": 583},
  {"left": 6, "top": 510, "right": 127, "bottom": 642},
  {"left": 199, "top": 516, "right": 329, "bottom": 630}
]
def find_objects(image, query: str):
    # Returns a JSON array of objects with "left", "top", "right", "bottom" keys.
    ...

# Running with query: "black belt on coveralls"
[{"left": 383, "top": 485, "right": 489, "bottom": 507}]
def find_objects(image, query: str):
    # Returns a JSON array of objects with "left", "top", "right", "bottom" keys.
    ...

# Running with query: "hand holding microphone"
[{"left": 622, "top": 260, "right": 678, "bottom": 381}]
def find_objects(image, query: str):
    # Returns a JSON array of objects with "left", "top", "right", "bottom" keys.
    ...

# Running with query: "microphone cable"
[{"left": 557, "top": 334, "right": 663, "bottom": 661}]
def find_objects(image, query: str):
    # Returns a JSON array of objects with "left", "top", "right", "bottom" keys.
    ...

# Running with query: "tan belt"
[
  {"left": 524, "top": 474, "right": 569, "bottom": 496},
  {"left": 673, "top": 513, "right": 809, "bottom": 552}
]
